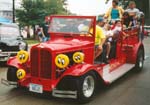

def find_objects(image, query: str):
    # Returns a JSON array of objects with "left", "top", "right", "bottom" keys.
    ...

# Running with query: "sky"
[{"left": 67, "top": 0, "right": 112, "bottom": 16}]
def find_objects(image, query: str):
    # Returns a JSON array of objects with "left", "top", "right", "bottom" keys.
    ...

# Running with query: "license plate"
[{"left": 29, "top": 83, "right": 43, "bottom": 93}]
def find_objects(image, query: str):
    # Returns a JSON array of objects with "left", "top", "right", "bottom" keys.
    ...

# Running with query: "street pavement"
[{"left": 0, "top": 38, "right": 150, "bottom": 105}]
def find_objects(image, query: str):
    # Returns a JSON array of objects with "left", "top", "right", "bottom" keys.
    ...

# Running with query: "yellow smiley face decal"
[
  {"left": 73, "top": 52, "right": 84, "bottom": 63},
  {"left": 55, "top": 54, "right": 69, "bottom": 69},
  {"left": 17, "top": 50, "right": 29, "bottom": 64},
  {"left": 16, "top": 69, "right": 26, "bottom": 80}
]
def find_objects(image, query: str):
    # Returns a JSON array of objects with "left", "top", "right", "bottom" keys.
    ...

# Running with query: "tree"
[{"left": 16, "top": 0, "right": 68, "bottom": 38}]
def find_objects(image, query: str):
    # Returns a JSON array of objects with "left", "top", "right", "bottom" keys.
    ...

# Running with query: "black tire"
[
  {"left": 135, "top": 49, "right": 144, "bottom": 72},
  {"left": 7, "top": 67, "right": 18, "bottom": 82},
  {"left": 77, "top": 72, "right": 96, "bottom": 103}
]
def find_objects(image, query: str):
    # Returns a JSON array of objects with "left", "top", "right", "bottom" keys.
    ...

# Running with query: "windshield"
[
  {"left": 0, "top": 26, "right": 20, "bottom": 39},
  {"left": 49, "top": 17, "right": 93, "bottom": 35}
]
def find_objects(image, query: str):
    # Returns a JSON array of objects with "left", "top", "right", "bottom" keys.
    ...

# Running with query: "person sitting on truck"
[
  {"left": 103, "top": 23, "right": 114, "bottom": 59},
  {"left": 122, "top": 12, "right": 134, "bottom": 28},
  {"left": 112, "top": 20, "right": 129, "bottom": 40},
  {"left": 125, "top": 1, "right": 140, "bottom": 27},
  {"left": 94, "top": 18, "right": 106, "bottom": 60},
  {"left": 104, "top": 0, "right": 124, "bottom": 21}
]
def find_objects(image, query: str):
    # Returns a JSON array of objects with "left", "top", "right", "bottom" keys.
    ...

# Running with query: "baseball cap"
[{"left": 97, "top": 17, "right": 104, "bottom": 22}]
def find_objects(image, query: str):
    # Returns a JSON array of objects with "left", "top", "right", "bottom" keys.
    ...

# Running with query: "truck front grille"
[{"left": 31, "top": 48, "right": 52, "bottom": 79}]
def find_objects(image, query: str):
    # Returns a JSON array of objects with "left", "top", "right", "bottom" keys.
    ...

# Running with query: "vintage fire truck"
[{"left": 2, "top": 15, "right": 145, "bottom": 103}]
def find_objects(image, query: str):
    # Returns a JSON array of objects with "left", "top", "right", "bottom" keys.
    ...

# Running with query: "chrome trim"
[
  {"left": 52, "top": 88, "right": 77, "bottom": 99},
  {"left": 0, "top": 51, "right": 18, "bottom": 54}
]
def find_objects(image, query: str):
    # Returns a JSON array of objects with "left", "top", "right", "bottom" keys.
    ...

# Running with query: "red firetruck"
[{"left": 2, "top": 15, "right": 145, "bottom": 103}]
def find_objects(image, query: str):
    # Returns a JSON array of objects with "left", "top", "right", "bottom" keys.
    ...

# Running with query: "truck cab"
[{"left": 2, "top": 15, "right": 145, "bottom": 103}]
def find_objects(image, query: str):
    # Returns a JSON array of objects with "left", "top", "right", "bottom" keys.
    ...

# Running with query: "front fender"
[
  {"left": 7, "top": 56, "right": 22, "bottom": 68},
  {"left": 63, "top": 63, "right": 98, "bottom": 77}
]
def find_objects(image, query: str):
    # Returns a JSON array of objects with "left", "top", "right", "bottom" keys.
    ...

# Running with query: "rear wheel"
[
  {"left": 77, "top": 72, "right": 96, "bottom": 103},
  {"left": 135, "top": 49, "right": 144, "bottom": 72},
  {"left": 7, "top": 67, "right": 18, "bottom": 82}
]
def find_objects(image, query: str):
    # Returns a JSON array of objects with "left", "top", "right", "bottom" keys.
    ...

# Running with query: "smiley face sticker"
[
  {"left": 16, "top": 69, "right": 26, "bottom": 80},
  {"left": 17, "top": 50, "right": 29, "bottom": 64},
  {"left": 73, "top": 52, "right": 84, "bottom": 63},
  {"left": 55, "top": 54, "right": 70, "bottom": 69}
]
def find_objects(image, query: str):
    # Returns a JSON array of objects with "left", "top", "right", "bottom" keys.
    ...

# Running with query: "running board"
[
  {"left": 103, "top": 64, "right": 135, "bottom": 83},
  {"left": 52, "top": 89, "right": 77, "bottom": 99}
]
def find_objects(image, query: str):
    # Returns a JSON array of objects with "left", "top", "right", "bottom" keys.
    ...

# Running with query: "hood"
[
  {"left": 0, "top": 38, "right": 22, "bottom": 46},
  {"left": 34, "top": 38, "right": 94, "bottom": 51}
]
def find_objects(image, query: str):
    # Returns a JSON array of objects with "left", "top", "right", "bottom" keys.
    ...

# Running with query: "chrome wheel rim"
[{"left": 82, "top": 75, "right": 95, "bottom": 98}]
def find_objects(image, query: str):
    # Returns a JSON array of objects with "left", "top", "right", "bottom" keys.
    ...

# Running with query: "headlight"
[
  {"left": 17, "top": 50, "right": 29, "bottom": 64},
  {"left": 55, "top": 54, "right": 69, "bottom": 69},
  {"left": 73, "top": 52, "right": 84, "bottom": 63},
  {"left": 16, "top": 69, "right": 26, "bottom": 80},
  {"left": 19, "top": 42, "right": 26, "bottom": 50}
]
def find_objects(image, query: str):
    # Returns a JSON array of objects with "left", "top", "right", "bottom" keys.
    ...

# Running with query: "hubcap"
[{"left": 82, "top": 75, "right": 95, "bottom": 98}]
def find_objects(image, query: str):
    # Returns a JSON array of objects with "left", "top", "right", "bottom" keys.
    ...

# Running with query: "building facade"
[{"left": 0, "top": 0, "right": 13, "bottom": 20}]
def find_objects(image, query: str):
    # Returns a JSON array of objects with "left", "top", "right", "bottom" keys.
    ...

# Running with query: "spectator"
[
  {"left": 37, "top": 27, "right": 45, "bottom": 42},
  {"left": 104, "top": 0, "right": 124, "bottom": 21},
  {"left": 41, "top": 22, "right": 50, "bottom": 42}
]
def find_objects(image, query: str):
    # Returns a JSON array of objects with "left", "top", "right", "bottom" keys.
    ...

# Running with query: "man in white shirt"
[{"left": 125, "top": 1, "right": 140, "bottom": 16}]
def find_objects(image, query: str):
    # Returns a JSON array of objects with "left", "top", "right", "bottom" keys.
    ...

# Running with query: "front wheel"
[
  {"left": 77, "top": 72, "right": 96, "bottom": 103},
  {"left": 7, "top": 67, "right": 18, "bottom": 82},
  {"left": 135, "top": 49, "right": 144, "bottom": 72}
]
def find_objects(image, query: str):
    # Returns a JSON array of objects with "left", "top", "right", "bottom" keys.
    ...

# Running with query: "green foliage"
[{"left": 16, "top": 0, "right": 68, "bottom": 27}]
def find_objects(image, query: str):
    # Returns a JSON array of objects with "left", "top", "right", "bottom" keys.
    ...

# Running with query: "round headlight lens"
[
  {"left": 55, "top": 54, "right": 69, "bottom": 69},
  {"left": 73, "top": 52, "right": 84, "bottom": 63},
  {"left": 17, "top": 50, "right": 29, "bottom": 64},
  {"left": 19, "top": 42, "right": 26, "bottom": 50},
  {"left": 16, "top": 69, "right": 26, "bottom": 80}
]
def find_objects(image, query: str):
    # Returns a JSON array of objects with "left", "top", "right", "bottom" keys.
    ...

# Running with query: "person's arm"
[
  {"left": 99, "top": 38, "right": 106, "bottom": 46},
  {"left": 120, "top": 6, "right": 124, "bottom": 14},
  {"left": 128, "top": 21, "right": 132, "bottom": 27},
  {"left": 41, "top": 28, "right": 45, "bottom": 37},
  {"left": 98, "top": 28, "right": 106, "bottom": 48},
  {"left": 104, "top": 7, "right": 111, "bottom": 19}
]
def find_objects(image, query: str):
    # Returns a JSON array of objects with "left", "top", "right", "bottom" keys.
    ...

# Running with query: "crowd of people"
[{"left": 94, "top": 0, "right": 144, "bottom": 63}]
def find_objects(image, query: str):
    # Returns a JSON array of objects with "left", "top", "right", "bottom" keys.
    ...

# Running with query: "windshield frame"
[{"left": 48, "top": 15, "right": 96, "bottom": 37}]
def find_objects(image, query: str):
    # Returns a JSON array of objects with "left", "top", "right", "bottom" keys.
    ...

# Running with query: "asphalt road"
[{"left": 0, "top": 38, "right": 150, "bottom": 105}]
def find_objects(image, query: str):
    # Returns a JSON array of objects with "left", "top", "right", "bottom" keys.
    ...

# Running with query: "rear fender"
[
  {"left": 134, "top": 43, "right": 145, "bottom": 60},
  {"left": 128, "top": 42, "right": 144, "bottom": 63}
]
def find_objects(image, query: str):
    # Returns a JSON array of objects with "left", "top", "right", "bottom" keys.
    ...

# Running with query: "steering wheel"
[{"left": 80, "top": 31, "right": 93, "bottom": 36}]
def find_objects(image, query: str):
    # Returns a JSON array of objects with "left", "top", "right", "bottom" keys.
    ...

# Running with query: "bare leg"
[
  {"left": 106, "top": 42, "right": 111, "bottom": 58},
  {"left": 95, "top": 48, "right": 103, "bottom": 59}
]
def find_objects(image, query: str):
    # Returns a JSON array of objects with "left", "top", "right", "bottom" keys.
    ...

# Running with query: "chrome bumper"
[
  {"left": 0, "top": 51, "right": 17, "bottom": 61},
  {"left": 52, "top": 88, "right": 77, "bottom": 99},
  {"left": 1, "top": 78, "right": 17, "bottom": 86}
]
